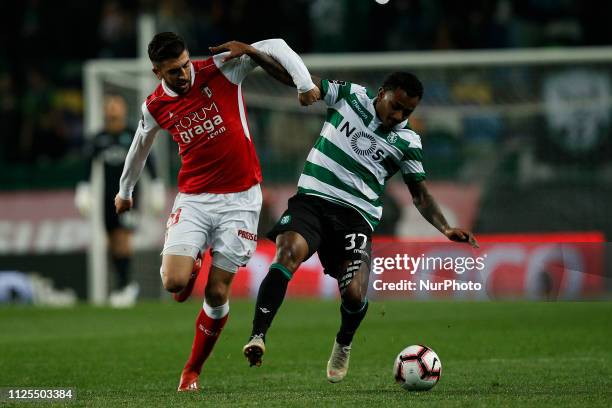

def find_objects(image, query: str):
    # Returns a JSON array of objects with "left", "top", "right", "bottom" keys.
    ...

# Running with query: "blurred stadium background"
[{"left": 1, "top": 0, "right": 612, "bottom": 305}]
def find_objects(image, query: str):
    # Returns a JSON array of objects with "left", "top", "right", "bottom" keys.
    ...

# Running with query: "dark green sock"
[
  {"left": 250, "top": 264, "right": 292, "bottom": 340},
  {"left": 336, "top": 300, "right": 369, "bottom": 346}
]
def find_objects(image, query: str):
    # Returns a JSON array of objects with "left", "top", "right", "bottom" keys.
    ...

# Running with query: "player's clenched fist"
[
  {"left": 115, "top": 193, "right": 133, "bottom": 214},
  {"left": 299, "top": 86, "right": 320, "bottom": 106}
]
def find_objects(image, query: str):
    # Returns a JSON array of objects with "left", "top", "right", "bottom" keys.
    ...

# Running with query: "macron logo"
[
  {"left": 169, "top": 111, "right": 174, "bottom": 118},
  {"left": 259, "top": 307, "right": 270, "bottom": 314}
]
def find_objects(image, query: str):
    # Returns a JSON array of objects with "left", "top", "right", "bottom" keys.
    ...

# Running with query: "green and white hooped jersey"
[{"left": 297, "top": 79, "right": 426, "bottom": 230}]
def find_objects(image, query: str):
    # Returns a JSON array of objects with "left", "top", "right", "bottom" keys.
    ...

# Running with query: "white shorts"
[{"left": 162, "top": 184, "right": 262, "bottom": 273}]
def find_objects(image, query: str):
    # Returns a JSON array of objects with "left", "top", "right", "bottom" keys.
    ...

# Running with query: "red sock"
[{"left": 183, "top": 307, "right": 229, "bottom": 374}]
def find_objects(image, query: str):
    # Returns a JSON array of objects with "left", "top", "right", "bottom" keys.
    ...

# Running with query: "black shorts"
[
  {"left": 267, "top": 194, "right": 372, "bottom": 278},
  {"left": 104, "top": 194, "right": 138, "bottom": 232}
]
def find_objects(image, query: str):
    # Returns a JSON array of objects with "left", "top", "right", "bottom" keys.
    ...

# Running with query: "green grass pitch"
[{"left": 1, "top": 300, "right": 611, "bottom": 407}]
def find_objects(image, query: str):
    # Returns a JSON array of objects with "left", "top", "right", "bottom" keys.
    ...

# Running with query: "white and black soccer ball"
[{"left": 393, "top": 345, "right": 442, "bottom": 391}]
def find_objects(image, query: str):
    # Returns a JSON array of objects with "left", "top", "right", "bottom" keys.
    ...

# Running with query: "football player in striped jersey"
[{"left": 244, "top": 72, "right": 478, "bottom": 382}]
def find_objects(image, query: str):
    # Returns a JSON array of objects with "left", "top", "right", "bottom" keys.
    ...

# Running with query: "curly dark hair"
[{"left": 382, "top": 72, "right": 423, "bottom": 99}]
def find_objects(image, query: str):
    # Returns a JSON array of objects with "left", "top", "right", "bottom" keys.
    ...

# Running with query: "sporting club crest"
[{"left": 386, "top": 133, "right": 398, "bottom": 144}]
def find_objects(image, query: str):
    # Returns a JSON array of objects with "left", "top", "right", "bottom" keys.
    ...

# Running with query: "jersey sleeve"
[
  {"left": 399, "top": 137, "right": 426, "bottom": 184},
  {"left": 144, "top": 151, "right": 158, "bottom": 179},
  {"left": 213, "top": 52, "right": 257, "bottom": 85},
  {"left": 320, "top": 79, "right": 375, "bottom": 106},
  {"left": 320, "top": 79, "right": 353, "bottom": 106},
  {"left": 213, "top": 39, "right": 315, "bottom": 92},
  {"left": 118, "top": 102, "right": 160, "bottom": 199}
]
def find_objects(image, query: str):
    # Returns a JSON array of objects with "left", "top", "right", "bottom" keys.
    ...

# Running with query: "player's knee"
[
  {"left": 341, "top": 285, "right": 366, "bottom": 310},
  {"left": 275, "top": 235, "right": 307, "bottom": 272},
  {"left": 162, "top": 275, "right": 184, "bottom": 293},
  {"left": 204, "top": 281, "right": 229, "bottom": 306},
  {"left": 161, "top": 268, "right": 187, "bottom": 293},
  {"left": 275, "top": 248, "right": 299, "bottom": 272},
  {"left": 111, "top": 243, "right": 132, "bottom": 258}
]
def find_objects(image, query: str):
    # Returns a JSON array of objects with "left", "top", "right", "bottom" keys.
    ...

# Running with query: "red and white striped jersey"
[{"left": 118, "top": 39, "right": 315, "bottom": 199}]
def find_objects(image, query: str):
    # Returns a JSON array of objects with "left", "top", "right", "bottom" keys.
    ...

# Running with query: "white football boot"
[
  {"left": 326, "top": 340, "right": 351, "bottom": 383},
  {"left": 243, "top": 335, "right": 266, "bottom": 367}
]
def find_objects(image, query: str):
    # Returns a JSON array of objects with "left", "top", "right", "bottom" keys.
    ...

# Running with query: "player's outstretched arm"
[
  {"left": 210, "top": 41, "right": 293, "bottom": 85},
  {"left": 407, "top": 180, "right": 479, "bottom": 248},
  {"left": 209, "top": 39, "right": 320, "bottom": 106},
  {"left": 115, "top": 105, "right": 160, "bottom": 214}
]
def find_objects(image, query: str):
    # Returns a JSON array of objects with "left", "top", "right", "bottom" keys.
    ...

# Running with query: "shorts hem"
[{"left": 161, "top": 244, "right": 201, "bottom": 260}]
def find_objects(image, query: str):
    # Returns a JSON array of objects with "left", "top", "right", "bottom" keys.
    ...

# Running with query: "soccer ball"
[{"left": 393, "top": 345, "right": 441, "bottom": 391}]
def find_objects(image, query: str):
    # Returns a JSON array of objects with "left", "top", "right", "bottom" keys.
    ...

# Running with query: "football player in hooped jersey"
[
  {"left": 243, "top": 72, "right": 479, "bottom": 382},
  {"left": 114, "top": 32, "right": 319, "bottom": 392}
]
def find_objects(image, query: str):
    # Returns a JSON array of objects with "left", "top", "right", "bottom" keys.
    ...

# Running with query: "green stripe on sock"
[
  {"left": 270, "top": 263, "right": 293, "bottom": 280},
  {"left": 341, "top": 299, "right": 368, "bottom": 314}
]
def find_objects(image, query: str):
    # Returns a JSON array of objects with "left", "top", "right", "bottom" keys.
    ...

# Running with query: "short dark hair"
[
  {"left": 382, "top": 72, "right": 423, "bottom": 99},
  {"left": 148, "top": 32, "right": 187, "bottom": 64}
]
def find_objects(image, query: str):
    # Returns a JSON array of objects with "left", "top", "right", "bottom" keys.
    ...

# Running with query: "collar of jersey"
[
  {"left": 370, "top": 97, "right": 409, "bottom": 133},
  {"left": 161, "top": 62, "right": 195, "bottom": 98}
]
